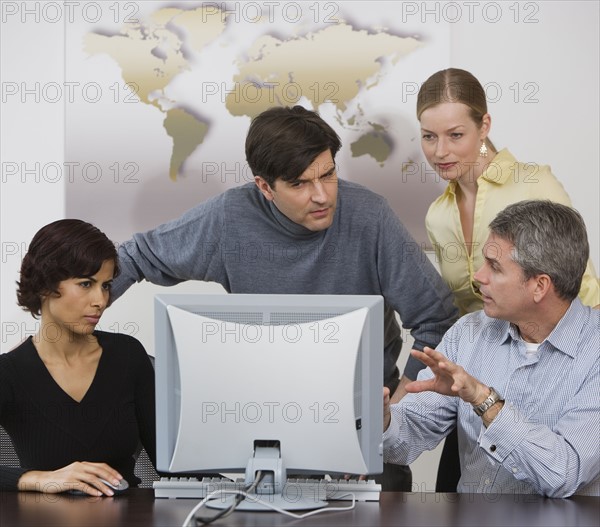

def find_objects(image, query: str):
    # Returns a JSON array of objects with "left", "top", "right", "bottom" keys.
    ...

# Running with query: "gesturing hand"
[
  {"left": 17, "top": 461, "right": 124, "bottom": 496},
  {"left": 405, "top": 347, "right": 489, "bottom": 405}
]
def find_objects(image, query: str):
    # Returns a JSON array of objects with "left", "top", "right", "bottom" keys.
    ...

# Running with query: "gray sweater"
[{"left": 114, "top": 180, "right": 458, "bottom": 389}]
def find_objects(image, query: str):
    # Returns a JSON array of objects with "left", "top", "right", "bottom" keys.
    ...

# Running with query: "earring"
[{"left": 479, "top": 141, "right": 488, "bottom": 158}]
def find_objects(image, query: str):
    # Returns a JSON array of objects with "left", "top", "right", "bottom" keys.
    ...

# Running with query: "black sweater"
[{"left": 0, "top": 331, "right": 156, "bottom": 490}]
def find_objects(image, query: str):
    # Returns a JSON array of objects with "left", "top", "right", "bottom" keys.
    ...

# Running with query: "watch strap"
[{"left": 472, "top": 387, "right": 502, "bottom": 416}]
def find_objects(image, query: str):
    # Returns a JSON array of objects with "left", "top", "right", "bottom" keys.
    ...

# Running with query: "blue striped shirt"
[{"left": 384, "top": 299, "right": 600, "bottom": 497}]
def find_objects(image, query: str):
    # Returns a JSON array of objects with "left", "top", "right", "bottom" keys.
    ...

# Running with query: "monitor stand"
[{"left": 205, "top": 443, "right": 328, "bottom": 512}]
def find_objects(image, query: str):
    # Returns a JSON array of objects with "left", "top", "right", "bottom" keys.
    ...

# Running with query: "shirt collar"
[
  {"left": 543, "top": 299, "right": 588, "bottom": 358},
  {"left": 478, "top": 149, "right": 514, "bottom": 185},
  {"left": 444, "top": 149, "right": 516, "bottom": 195},
  {"left": 506, "top": 299, "right": 587, "bottom": 358}
]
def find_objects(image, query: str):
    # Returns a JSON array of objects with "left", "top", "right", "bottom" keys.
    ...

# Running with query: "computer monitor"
[{"left": 154, "top": 293, "right": 383, "bottom": 510}]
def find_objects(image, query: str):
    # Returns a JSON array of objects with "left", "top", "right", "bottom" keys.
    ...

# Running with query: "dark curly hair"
[{"left": 17, "top": 219, "right": 119, "bottom": 317}]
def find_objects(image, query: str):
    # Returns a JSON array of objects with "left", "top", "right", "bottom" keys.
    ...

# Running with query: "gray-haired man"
[{"left": 384, "top": 200, "right": 600, "bottom": 497}]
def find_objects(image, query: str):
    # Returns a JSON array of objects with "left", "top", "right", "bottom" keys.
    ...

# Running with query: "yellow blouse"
[{"left": 426, "top": 149, "right": 599, "bottom": 315}]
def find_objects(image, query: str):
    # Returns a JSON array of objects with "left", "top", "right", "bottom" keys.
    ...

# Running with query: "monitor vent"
[
  {"left": 268, "top": 312, "right": 342, "bottom": 325},
  {"left": 190, "top": 311, "right": 263, "bottom": 325}
]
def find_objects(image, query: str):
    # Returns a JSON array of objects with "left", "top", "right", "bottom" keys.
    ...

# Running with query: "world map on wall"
[{"left": 84, "top": 4, "right": 422, "bottom": 180}]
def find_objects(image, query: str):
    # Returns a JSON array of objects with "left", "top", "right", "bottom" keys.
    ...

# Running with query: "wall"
[{"left": 1, "top": 1, "right": 598, "bottom": 491}]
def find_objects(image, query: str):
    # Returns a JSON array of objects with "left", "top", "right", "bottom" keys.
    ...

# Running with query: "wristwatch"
[{"left": 472, "top": 387, "right": 503, "bottom": 416}]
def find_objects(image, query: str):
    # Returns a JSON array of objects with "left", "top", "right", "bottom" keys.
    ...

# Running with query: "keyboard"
[{"left": 153, "top": 476, "right": 381, "bottom": 501}]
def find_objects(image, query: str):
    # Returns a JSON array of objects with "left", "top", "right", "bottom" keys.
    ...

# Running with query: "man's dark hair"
[
  {"left": 245, "top": 105, "right": 341, "bottom": 188},
  {"left": 17, "top": 219, "right": 119, "bottom": 317}
]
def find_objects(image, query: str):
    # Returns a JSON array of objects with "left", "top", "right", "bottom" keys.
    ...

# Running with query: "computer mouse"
[
  {"left": 67, "top": 478, "right": 129, "bottom": 496},
  {"left": 99, "top": 478, "right": 129, "bottom": 494}
]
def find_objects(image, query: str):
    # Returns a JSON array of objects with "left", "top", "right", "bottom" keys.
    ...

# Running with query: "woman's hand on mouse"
[{"left": 17, "top": 461, "right": 123, "bottom": 496}]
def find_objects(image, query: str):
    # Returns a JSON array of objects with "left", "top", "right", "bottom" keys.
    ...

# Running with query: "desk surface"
[{"left": 1, "top": 489, "right": 598, "bottom": 527}]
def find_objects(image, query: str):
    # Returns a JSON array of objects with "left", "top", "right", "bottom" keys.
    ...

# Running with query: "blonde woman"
[{"left": 417, "top": 68, "right": 599, "bottom": 491}]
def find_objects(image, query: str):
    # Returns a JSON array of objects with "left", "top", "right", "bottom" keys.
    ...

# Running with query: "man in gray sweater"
[{"left": 112, "top": 105, "right": 458, "bottom": 490}]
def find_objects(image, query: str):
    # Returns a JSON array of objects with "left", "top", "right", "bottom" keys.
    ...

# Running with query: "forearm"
[
  {"left": 384, "top": 390, "right": 455, "bottom": 466},
  {"left": 112, "top": 199, "right": 227, "bottom": 300},
  {"left": 377, "top": 203, "right": 458, "bottom": 362},
  {"left": 112, "top": 238, "right": 186, "bottom": 300},
  {"left": 112, "top": 243, "right": 142, "bottom": 299},
  {"left": 407, "top": 274, "right": 458, "bottom": 353}
]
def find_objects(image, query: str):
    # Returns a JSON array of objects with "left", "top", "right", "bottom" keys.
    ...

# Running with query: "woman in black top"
[{"left": 0, "top": 219, "right": 156, "bottom": 496}]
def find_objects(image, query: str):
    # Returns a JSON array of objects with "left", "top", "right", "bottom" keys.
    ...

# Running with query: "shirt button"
[
  {"left": 490, "top": 445, "right": 497, "bottom": 452},
  {"left": 512, "top": 468, "right": 518, "bottom": 473},
  {"left": 485, "top": 479, "right": 491, "bottom": 485}
]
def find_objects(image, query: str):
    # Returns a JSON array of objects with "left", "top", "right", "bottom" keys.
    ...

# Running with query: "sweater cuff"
[
  {"left": 0, "top": 467, "right": 28, "bottom": 491},
  {"left": 402, "top": 353, "right": 426, "bottom": 381}
]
